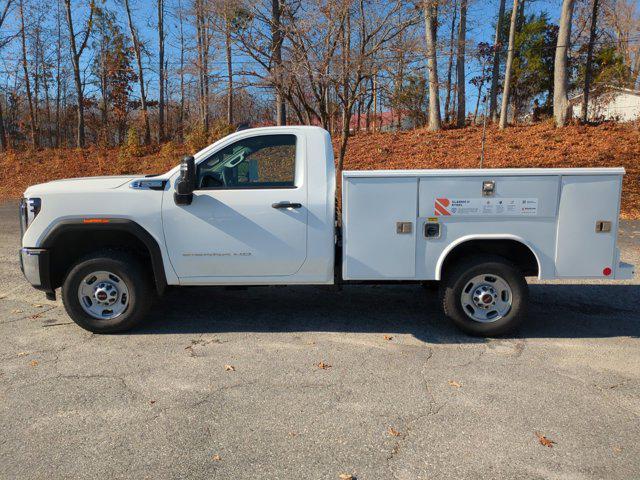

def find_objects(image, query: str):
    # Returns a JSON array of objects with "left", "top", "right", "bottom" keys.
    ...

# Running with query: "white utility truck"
[{"left": 20, "top": 126, "right": 634, "bottom": 336}]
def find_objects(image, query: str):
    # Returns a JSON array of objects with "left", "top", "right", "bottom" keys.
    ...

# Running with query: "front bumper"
[{"left": 20, "top": 248, "right": 54, "bottom": 294}]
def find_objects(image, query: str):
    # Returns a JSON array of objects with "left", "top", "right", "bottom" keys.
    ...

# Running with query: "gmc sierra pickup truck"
[{"left": 20, "top": 126, "right": 634, "bottom": 336}]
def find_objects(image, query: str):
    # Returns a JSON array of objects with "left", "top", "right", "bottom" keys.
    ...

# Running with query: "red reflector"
[
  {"left": 603, "top": 267, "right": 612, "bottom": 276},
  {"left": 83, "top": 218, "right": 110, "bottom": 224}
]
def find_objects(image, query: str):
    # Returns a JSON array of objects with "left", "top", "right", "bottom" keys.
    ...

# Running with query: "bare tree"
[
  {"left": 498, "top": 0, "right": 518, "bottom": 129},
  {"left": 282, "top": 0, "right": 344, "bottom": 129},
  {"left": 554, "top": 0, "right": 575, "bottom": 126},
  {"left": 443, "top": 0, "right": 457, "bottom": 124},
  {"left": 177, "top": 0, "right": 186, "bottom": 140},
  {"left": 271, "top": 0, "right": 286, "bottom": 125},
  {"left": 603, "top": 0, "right": 640, "bottom": 89},
  {"left": 224, "top": 6, "right": 233, "bottom": 125},
  {"left": 424, "top": 0, "right": 441, "bottom": 131},
  {"left": 123, "top": 0, "right": 151, "bottom": 144},
  {"left": 55, "top": 0, "right": 63, "bottom": 147},
  {"left": 19, "top": 0, "right": 37, "bottom": 147},
  {"left": 157, "top": 0, "right": 165, "bottom": 142},
  {"left": 455, "top": 0, "right": 467, "bottom": 127},
  {"left": 0, "top": 0, "right": 13, "bottom": 151},
  {"left": 212, "top": 0, "right": 247, "bottom": 127},
  {"left": 488, "top": 0, "right": 506, "bottom": 121},
  {"left": 581, "top": 0, "right": 600, "bottom": 123},
  {"left": 194, "top": 0, "right": 211, "bottom": 131},
  {"left": 64, "top": 0, "right": 94, "bottom": 147}
]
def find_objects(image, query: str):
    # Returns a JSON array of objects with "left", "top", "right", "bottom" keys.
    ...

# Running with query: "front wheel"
[
  {"left": 62, "top": 250, "right": 154, "bottom": 333},
  {"left": 440, "top": 255, "right": 528, "bottom": 337}
]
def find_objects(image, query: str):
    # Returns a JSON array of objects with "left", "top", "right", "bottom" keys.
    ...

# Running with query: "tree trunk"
[
  {"left": 55, "top": 0, "right": 62, "bottom": 147},
  {"left": 443, "top": 0, "right": 457, "bottom": 124},
  {"left": 499, "top": 0, "right": 519, "bottom": 129},
  {"left": 19, "top": 0, "right": 37, "bottom": 147},
  {"left": 489, "top": 0, "right": 506, "bottom": 121},
  {"left": 581, "top": 0, "right": 599, "bottom": 123},
  {"left": 124, "top": 0, "right": 151, "bottom": 145},
  {"left": 473, "top": 79, "right": 484, "bottom": 123},
  {"left": 178, "top": 0, "right": 185, "bottom": 141},
  {"left": 157, "top": 0, "right": 165, "bottom": 142},
  {"left": 225, "top": 15, "right": 233, "bottom": 126},
  {"left": 456, "top": 0, "right": 467, "bottom": 127},
  {"left": 64, "top": 0, "right": 92, "bottom": 148},
  {"left": 271, "top": 0, "right": 286, "bottom": 125},
  {"left": 0, "top": 100, "right": 7, "bottom": 151},
  {"left": 424, "top": 0, "right": 441, "bottom": 131},
  {"left": 337, "top": 2, "right": 351, "bottom": 173},
  {"left": 42, "top": 56, "right": 53, "bottom": 147},
  {"left": 554, "top": 0, "right": 575, "bottom": 127},
  {"left": 195, "top": 0, "right": 210, "bottom": 131}
]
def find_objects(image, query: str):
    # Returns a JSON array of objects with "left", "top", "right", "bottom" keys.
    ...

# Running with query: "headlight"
[{"left": 19, "top": 197, "right": 41, "bottom": 235}]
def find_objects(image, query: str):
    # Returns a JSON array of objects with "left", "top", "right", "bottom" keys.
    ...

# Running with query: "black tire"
[
  {"left": 62, "top": 250, "right": 154, "bottom": 333},
  {"left": 440, "top": 255, "right": 528, "bottom": 337}
]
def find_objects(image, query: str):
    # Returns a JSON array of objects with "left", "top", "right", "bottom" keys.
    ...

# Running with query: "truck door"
[{"left": 161, "top": 133, "right": 308, "bottom": 279}]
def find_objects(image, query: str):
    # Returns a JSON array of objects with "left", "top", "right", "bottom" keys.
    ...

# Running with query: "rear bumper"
[
  {"left": 616, "top": 262, "right": 635, "bottom": 280},
  {"left": 20, "top": 248, "right": 54, "bottom": 293}
]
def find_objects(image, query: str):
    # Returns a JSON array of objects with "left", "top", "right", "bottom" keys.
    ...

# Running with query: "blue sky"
[{"left": 2, "top": 0, "right": 564, "bottom": 110}]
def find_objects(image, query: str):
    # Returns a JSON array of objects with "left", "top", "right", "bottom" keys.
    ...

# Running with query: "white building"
[{"left": 570, "top": 86, "right": 640, "bottom": 122}]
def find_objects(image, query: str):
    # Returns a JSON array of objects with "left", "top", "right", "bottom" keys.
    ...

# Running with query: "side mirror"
[{"left": 174, "top": 155, "right": 196, "bottom": 206}]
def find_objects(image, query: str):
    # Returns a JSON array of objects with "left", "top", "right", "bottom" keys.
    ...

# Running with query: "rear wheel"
[
  {"left": 62, "top": 250, "right": 154, "bottom": 333},
  {"left": 440, "top": 255, "right": 528, "bottom": 336}
]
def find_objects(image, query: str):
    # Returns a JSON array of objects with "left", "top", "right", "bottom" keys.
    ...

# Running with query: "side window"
[{"left": 197, "top": 134, "right": 297, "bottom": 189}]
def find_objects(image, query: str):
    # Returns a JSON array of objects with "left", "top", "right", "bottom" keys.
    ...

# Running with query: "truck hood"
[{"left": 24, "top": 175, "right": 140, "bottom": 197}]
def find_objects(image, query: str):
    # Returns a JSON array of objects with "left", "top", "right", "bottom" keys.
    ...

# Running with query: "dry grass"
[{"left": 1, "top": 121, "right": 638, "bottom": 218}]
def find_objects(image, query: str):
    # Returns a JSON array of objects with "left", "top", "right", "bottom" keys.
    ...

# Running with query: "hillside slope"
[
  {"left": 2, "top": 122, "right": 638, "bottom": 218},
  {"left": 344, "top": 122, "right": 639, "bottom": 218}
]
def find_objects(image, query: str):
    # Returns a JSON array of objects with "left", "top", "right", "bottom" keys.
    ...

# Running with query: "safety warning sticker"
[{"left": 433, "top": 197, "right": 538, "bottom": 216}]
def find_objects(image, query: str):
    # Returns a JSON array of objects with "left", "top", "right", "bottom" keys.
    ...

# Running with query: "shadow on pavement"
[{"left": 135, "top": 283, "right": 640, "bottom": 343}]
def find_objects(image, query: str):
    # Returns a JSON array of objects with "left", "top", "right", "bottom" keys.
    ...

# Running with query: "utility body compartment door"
[
  {"left": 555, "top": 175, "right": 621, "bottom": 277},
  {"left": 342, "top": 176, "right": 417, "bottom": 279}
]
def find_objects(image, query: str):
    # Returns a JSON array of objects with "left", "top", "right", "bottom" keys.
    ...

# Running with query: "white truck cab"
[{"left": 19, "top": 126, "right": 634, "bottom": 336}]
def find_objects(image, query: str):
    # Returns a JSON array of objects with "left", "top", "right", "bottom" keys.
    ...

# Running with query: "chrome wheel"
[
  {"left": 77, "top": 271, "right": 130, "bottom": 320},
  {"left": 460, "top": 274, "right": 512, "bottom": 323}
]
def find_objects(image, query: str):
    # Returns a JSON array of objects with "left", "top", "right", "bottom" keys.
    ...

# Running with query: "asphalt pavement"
[{"left": 1, "top": 200, "right": 639, "bottom": 479}]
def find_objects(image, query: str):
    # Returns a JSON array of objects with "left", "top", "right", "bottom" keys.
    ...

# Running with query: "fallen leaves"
[
  {"left": 448, "top": 380, "right": 462, "bottom": 388},
  {"left": 149, "top": 400, "right": 156, "bottom": 405},
  {"left": 224, "top": 364, "right": 235, "bottom": 372},
  {"left": 316, "top": 362, "right": 332, "bottom": 370},
  {"left": 387, "top": 427, "right": 401, "bottom": 437},
  {"left": 2, "top": 123, "right": 640, "bottom": 219},
  {"left": 383, "top": 335, "right": 393, "bottom": 341},
  {"left": 535, "top": 432, "right": 556, "bottom": 448},
  {"left": 29, "top": 360, "right": 38, "bottom": 367}
]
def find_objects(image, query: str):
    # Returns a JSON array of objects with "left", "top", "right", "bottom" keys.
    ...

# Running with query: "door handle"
[{"left": 272, "top": 201, "right": 302, "bottom": 209}]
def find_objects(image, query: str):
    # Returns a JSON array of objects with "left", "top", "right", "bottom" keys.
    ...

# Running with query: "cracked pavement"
[{"left": 1, "top": 200, "right": 639, "bottom": 479}]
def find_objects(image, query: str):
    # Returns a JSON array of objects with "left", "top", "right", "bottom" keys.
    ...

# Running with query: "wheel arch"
[
  {"left": 436, "top": 235, "right": 542, "bottom": 281},
  {"left": 40, "top": 218, "right": 167, "bottom": 295}
]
